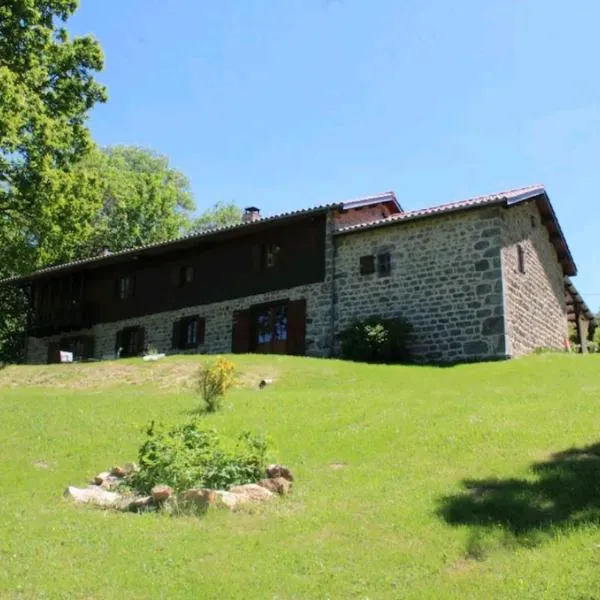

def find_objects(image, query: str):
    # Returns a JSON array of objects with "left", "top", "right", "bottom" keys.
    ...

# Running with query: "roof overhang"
[
  {"left": 1, "top": 192, "right": 402, "bottom": 286},
  {"left": 565, "top": 277, "right": 595, "bottom": 323}
]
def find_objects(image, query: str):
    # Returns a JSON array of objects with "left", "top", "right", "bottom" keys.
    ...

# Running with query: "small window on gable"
[
  {"left": 180, "top": 266, "right": 195, "bottom": 286},
  {"left": 530, "top": 215, "right": 537, "bottom": 228},
  {"left": 360, "top": 255, "right": 375, "bottom": 275},
  {"left": 172, "top": 316, "right": 205, "bottom": 350},
  {"left": 116, "top": 276, "right": 134, "bottom": 300},
  {"left": 517, "top": 244, "right": 526, "bottom": 274},
  {"left": 377, "top": 252, "right": 391, "bottom": 277}
]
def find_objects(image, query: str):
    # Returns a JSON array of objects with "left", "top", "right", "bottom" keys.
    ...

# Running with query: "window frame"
[
  {"left": 116, "top": 275, "right": 135, "bottom": 300},
  {"left": 173, "top": 316, "right": 205, "bottom": 350},
  {"left": 179, "top": 265, "right": 195, "bottom": 287},
  {"left": 377, "top": 252, "right": 392, "bottom": 277},
  {"left": 517, "top": 244, "right": 526, "bottom": 274}
]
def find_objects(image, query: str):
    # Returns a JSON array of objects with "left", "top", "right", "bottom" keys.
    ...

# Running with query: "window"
[
  {"left": 517, "top": 244, "right": 526, "bottom": 274},
  {"left": 261, "top": 243, "right": 280, "bottom": 269},
  {"left": 530, "top": 215, "right": 537, "bottom": 228},
  {"left": 180, "top": 266, "right": 195, "bottom": 286},
  {"left": 360, "top": 255, "right": 375, "bottom": 275},
  {"left": 116, "top": 276, "right": 134, "bottom": 299},
  {"left": 173, "top": 316, "right": 205, "bottom": 350},
  {"left": 377, "top": 252, "right": 391, "bottom": 277},
  {"left": 116, "top": 326, "right": 145, "bottom": 358}
]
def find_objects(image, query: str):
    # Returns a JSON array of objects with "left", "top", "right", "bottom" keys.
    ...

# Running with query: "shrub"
[
  {"left": 130, "top": 418, "right": 269, "bottom": 494},
  {"left": 340, "top": 316, "right": 413, "bottom": 363},
  {"left": 196, "top": 357, "right": 236, "bottom": 412}
]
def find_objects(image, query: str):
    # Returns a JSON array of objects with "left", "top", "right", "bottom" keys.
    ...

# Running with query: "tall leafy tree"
[
  {"left": 0, "top": 0, "right": 107, "bottom": 275},
  {"left": 71, "top": 145, "right": 196, "bottom": 257},
  {"left": 0, "top": 0, "right": 106, "bottom": 362}
]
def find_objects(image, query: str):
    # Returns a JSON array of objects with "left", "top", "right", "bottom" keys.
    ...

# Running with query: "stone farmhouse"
[{"left": 4, "top": 184, "right": 594, "bottom": 364}]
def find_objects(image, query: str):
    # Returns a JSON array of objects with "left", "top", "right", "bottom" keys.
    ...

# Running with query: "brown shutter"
[
  {"left": 82, "top": 336, "right": 95, "bottom": 360},
  {"left": 172, "top": 320, "right": 180, "bottom": 350},
  {"left": 136, "top": 326, "right": 146, "bottom": 355},
  {"left": 252, "top": 244, "right": 262, "bottom": 271},
  {"left": 47, "top": 342, "right": 60, "bottom": 364},
  {"left": 171, "top": 266, "right": 181, "bottom": 287},
  {"left": 287, "top": 299, "right": 306, "bottom": 356},
  {"left": 115, "top": 329, "right": 123, "bottom": 356},
  {"left": 197, "top": 317, "right": 206, "bottom": 345},
  {"left": 232, "top": 310, "right": 250, "bottom": 353}
]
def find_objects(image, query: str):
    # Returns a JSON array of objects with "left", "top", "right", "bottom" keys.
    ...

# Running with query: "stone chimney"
[{"left": 243, "top": 206, "right": 261, "bottom": 223}]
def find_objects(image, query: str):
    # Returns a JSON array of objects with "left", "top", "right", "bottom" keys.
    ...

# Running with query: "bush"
[
  {"left": 340, "top": 316, "right": 413, "bottom": 363},
  {"left": 130, "top": 418, "right": 269, "bottom": 494},
  {"left": 197, "top": 357, "right": 236, "bottom": 412}
]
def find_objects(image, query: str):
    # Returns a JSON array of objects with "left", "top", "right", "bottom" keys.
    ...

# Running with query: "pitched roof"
[
  {"left": 335, "top": 184, "right": 577, "bottom": 276},
  {"left": 1, "top": 192, "right": 401, "bottom": 284}
]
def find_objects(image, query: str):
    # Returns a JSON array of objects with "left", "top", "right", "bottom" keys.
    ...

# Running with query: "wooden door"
[
  {"left": 251, "top": 302, "right": 289, "bottom": 355},
  {"left": 232, "top": 310, "right": 250, "bottom": 353}
]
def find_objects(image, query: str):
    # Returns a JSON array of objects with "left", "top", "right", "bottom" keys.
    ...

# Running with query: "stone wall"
[
  {"left": 333, "top": 207, "right": 508, "bottom": 362},
  {"left": 501, "top": 202, "right": 568, "bottom": 355}
]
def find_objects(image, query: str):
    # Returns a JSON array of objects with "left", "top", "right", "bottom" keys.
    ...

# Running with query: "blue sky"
[{"left": 70, "top": 0, "right": 599, "bottom": 307}]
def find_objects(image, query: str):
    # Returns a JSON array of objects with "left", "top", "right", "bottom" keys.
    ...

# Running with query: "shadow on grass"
[{"left": 437, "top": 441, "right": 600, "bottom": 556}]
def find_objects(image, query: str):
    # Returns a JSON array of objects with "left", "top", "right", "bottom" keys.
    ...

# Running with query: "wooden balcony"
[{"left": 29, "top": 305, "right": 91, "bottom": 337}]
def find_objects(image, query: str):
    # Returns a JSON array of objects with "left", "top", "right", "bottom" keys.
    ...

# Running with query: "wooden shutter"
[
  {"left": 171, "top": 266, "right": 181, "bottom": 287},
  {"left": 47, "top": 342, "right": 60, "bottom": 364},
  {"left": 232, "top": 310, "right": 250, "bottom": 353},
  {"left": 172, "top": 319, "right": 180, "bottom": 350},
  {"left": 115, "top": 329, "right": 123, "bottom": 356},
  {"left": 252, "top": 244, "right": 262, "bottom": 271},
  {"left": 82, "top": 336, "right": 95, "bottom": 360},
  {"left": 136, "top": 326, "right": 146, "bottom": 355},
  {"left": 287, "top": 299, "right": 306, "bottom": 356},
  {"left": 197, "top": 317, "right": 206, "bottom": 345}
]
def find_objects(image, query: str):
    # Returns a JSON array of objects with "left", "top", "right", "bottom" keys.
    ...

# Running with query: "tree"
[
  {"left": 191, "top": 201, "right": 243, "bottom": 232},
  {"left": 0, "top": 0, "right": 107, "bottom": 275},
  {"left": 70, "top": 145, "right": 196, "bottom": 257}
]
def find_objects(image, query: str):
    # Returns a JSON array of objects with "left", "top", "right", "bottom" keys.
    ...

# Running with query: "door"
[{"left": 253, "top": 303, "right": 288, "bottom": 354}]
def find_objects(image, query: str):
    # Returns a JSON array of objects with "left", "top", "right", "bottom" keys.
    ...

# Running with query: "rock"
[
  {"left": 128, "top": 496, "right": 154, "bottom": 512},
  {"left": 151, "top": 485, "right": 173, "bottom": 503},
  {"left": 100, "top": 476, "right": 122, "bottom": 491},
  {"left": 214, "top": 490, "right": 248, "bottom": 511},
  {"left": 65, "top": 485, "right": 121, "bottom": 508},
  {"left": 267, "top": 464, "right": 294, "bottom": 482},
  {"left": 228, "top": 483, "right": 274, "bottom": 502},
  {"left": 124, "top": 462, "right": 139, "bottom": 475},
  {"left": 257, "top": 477, "right": 292, "bottom": 495},
  {"left": 93, "top": 471, "right": 110, "bottom": 485},
  {"left": 180, "top": 488, "right": 219, "bottom": 510},
  {"left": 110, "top": 466, "right": 126, "bottom": 478}
]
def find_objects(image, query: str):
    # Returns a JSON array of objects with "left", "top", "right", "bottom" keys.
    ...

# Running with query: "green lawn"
[{"left": 1, "top": 354, "right": 600, "bottom": 599}]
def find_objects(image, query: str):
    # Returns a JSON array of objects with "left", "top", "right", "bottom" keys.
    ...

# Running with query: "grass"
[{"left": 1, "top": 353, "right": 600, "bottom": 599}]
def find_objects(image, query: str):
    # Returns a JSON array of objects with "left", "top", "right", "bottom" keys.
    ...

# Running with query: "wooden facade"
[{"left": 27, "top": 213, "right": 327, "bottom": 360}]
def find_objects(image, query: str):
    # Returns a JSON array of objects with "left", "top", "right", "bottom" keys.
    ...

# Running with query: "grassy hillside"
[{"left": 1, "top": 354, "right": 600, "bottom": 599}]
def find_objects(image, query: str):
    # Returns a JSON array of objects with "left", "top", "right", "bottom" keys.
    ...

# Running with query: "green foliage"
[
  {"left": 196, "top": 357, "right": 236, "bottom": 413},
  {"left": 191, "top": 200, "right": 243, "bottom": 232},
  {"left": 130, "top": 418, "right": 269, "bottom": 494},
  {"left": 340, "top": 316, "right": 413, "bottom": 363},
  {"left": 69, "top": 145, "right": 196, "bottom": 256},
  {"left": 0, "top": 0, "right": 107, "bottom": 269}
]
